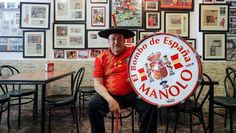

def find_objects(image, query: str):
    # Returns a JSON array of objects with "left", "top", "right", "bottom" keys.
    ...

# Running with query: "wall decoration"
[
  {"left": 164, "top": 12, "right": 190, "bottom": 38},
  {"left": 138, "top": 31, "right": 155, "bottom": 40},
  {"left": 203, "top": 33, "right": 226, "bottom": 60},
  {"left": 20, "top": 2, "right": 50, "bottom": 29},
  {"left": 23, "top": 30, "right": 45, "bottom": 58},
  {"left": 110, "top": 0, "right": 143, "bottom": 28},
  {"left": 54, "top": 0, "right": 85, "bottom": 22},
  {"left": 203, "top": 0, "right": 214, "bottom": 4},
  {"left": 228, "top": 1, "right": 236, "bottom": 36},
  {"left": 186, "top": 38, "right": 196, "bottom": 50},
  {"left": 53, "top": 23, "right": 86, "bottom": 49},
  {"left": 78, "top": 49, "right": 89, "bottom": 58},
  {"left": 91, "top": 6, "right": 106, "bottom": 27},
  {"left": 125, "top": 30, "right": 137, "bottom": 46},
  {"left": 54, "top": 50, "right": 64, "bottom": 58},
  {"left": 226, "top": 36, "right": 236, "bottom": 60},
  {"left": 66, "top": 50, "right": 77, "bottom": 59},
  {"left": 145, "top": 12, "right": 161, "bottom": 30},
  {"left": 199, "top": 4, "right": 229, "bottom": 32},
  {"left": 86, "top": 30, "right": 108, "bottom": 48},
  {"left": 215, "top": 0, "right": 226, "bottom": 3},
  {"left": 0, "top": 36, "right": 22, "bottom": 52},
  {"left": 90, "top": 0, "right": 107, "bottom": 4},
  {"left": 144, "top": 1, "right": 158, "bottom": 11},
  {"left": 160, "top": 0, "right": 194, "bottom": 11},
  {"left": 90, "top": 49, "right": 103, "bottom": 58}
]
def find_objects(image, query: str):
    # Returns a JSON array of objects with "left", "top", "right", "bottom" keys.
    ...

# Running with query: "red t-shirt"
[{"left": 94, "top": 46, "right": 134, "bottom": 96}]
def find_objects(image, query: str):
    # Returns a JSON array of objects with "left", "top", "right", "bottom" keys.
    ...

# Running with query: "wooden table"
[{"left": 0, "top": 70, "right": 75, "bottom": 133}]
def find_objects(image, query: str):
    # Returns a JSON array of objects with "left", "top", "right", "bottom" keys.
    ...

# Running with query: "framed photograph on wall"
[
  {"left": 66, "top": 50, "right": 77, "bottom": 59},
  {"left": 53, "top": 23, "right": 86, "bottom": 49},
  {"left": 20, "top": 2, "right": 50, "bottom": 29},
  {"left": 54, "top": 50, "right": 64, "bottom": 58},
  {"left": 185, "top": 38, "right": 196, "bottom": 50},
  {"left": 160, "top": 0, "right": 194, "bottom": 11},
  {"left": 144, "top": 1, "right": 159, "bottom": 11},
  {"left": 199, "top": 4, "right": 229, "bottom": 32},
  {"left": 164, "top": 12, "right": 190, "bottom": 38},
  {"left": 78, "top": 49, "right": 89, "bottom": 58},
  {"left": 90, "top": 0, "right": 107, "bottom": 4},
  {"left": 110, "top": 0, "right": 143, "bottom": 28},
  {"left": 215, "top": 0, "right": 226, "bottom": 3},
  {"left": 228, "top": 2, "right": 236, "bottom": 36},
  {"left": 91, "top": 6, "right": 106, "bottom": 27},
  {"left": 138, "top": 31, "right": 155, "bottom": 40},
  {"left": 125, "top": 30, "right": 137, "bottom": 46},
  {"left": 203, "top": 33, "right": 226, "bottom": 60},
  {"left": 54, "top": 0, "right": 85, "bottom": 22},
  {"left": 0, "top": 36, "right": 23, "bottom": 52},
  {"left": 203, "top": 0, "right": 214, "bottom": 3},
  {"left": 23, "top": 30, "right": 46, "bottom": 58},
  {"left": 226, "top": 36, "right": 236, "bottom": 60},
  {"left": 146, "top": 12, "right": 161, "bottom": 30},
  {"left": 86, "top": 30, "right": 108, "bottom": 48}
]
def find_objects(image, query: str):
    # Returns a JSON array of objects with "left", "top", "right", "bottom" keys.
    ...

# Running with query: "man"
[{"left": 87, "top": 28, "right": 157, "bottom": 133}]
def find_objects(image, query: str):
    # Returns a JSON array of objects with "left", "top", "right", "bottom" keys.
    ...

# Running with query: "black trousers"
[{"left": 87, "top": 92, "right": 157, "bottom": 133}]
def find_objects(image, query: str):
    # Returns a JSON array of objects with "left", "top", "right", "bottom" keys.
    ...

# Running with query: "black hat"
[{"left": 98, "top": 28, "right": 135, "bottom": 39}]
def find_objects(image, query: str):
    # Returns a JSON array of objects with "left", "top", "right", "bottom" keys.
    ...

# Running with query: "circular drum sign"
[{"left": 128, "top": 33, "right": 202, "bottom": 107}]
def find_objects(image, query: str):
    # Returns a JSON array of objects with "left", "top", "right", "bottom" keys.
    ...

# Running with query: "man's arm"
[{"left": 94, "top": 78, "right": 120, "bottom": 113}]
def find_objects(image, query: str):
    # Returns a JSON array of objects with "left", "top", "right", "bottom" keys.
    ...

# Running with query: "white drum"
[{"left": 128, "top": 33, "right": 202, "bottom": 107}]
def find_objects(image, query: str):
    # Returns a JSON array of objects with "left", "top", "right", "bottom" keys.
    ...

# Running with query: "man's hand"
[{"left": 107, "top": 97, "right": 120, "bottom": 113}]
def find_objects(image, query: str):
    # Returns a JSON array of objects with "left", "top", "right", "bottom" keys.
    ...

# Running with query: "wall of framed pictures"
[{"left": 0, "top": 0, "right": 235, "bottom": 61}]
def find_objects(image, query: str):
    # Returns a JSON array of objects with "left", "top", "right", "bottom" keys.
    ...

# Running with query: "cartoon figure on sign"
[
  {"left": 163, "top": 55, "right": 175, "bottom": 75},
  {"left": 145, "top": 63, "right": 155, "bottom": 82},
  {"left": 147, "top": 52, "right": 168, "bottom": 80}
]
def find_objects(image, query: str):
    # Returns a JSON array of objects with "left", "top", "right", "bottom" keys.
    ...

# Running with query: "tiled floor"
[{"left": 0, "top": 105, "right": 234, "bottom": 133}]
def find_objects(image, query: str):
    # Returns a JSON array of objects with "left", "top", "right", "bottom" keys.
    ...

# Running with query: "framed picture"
[
  {"left": 215, "top": 0, "right": 226, "bottom": 3},
  {"left": 228, "top": 1, "right": 236, "bottom": 36},
  {"left": 20, "top": 2, "right": 50, "bottom": 29},
  {"left": 23, "top": 30, "right": 46, "bottom": 58},
  {"left": 144, "top": 1, "right": 159, "bottom": 11},
  {"left": 164, "top": 12, "right": 190, "bottom": 38},
  {"left": 78, "top": 49, "right": 89, "bottom": 58},
  {"left": 110, "top": 0, "right": 143, "bottom": 28},
  {"left": 66, "top": 50, "right": 77, "bottom": 59},
  {"left": 160, "top": 0, "right": 194, "bottom": 11},
  {"left": 199, "top": 4, "right": 229, "bottom": 32},
  {"left": 91, "top": 6, "right": 106, "bottom": 27},
  {"left": 54, "top": 50, "right": 64, "bottom": 58},
  {"left": 203, "top": 33, "right": 226, "bottom": 60},
  {"left": 86, "top": 30, "right": 108, "bottom": 48},
  {"left": 90, "top": 49, "right": 103, "bottom": 58},
  {"left": 185, "top": 38, "right": 196, "bottom": 50},
  {"left": 0, "top": 9, "right": 23, "bottom": 36},
  {"left": 0, "top": 36, "right": 23, "bottom": 52},
  {"left": 90, "top": 0, "right": 107, "bottom": 4},
  {"left": 138, "top": 31, "right": 155, "bottom": 40},
  {"left": 145, "top": 12, "right": 161, "bottom": 30},
  {"left": 125, "top": 30, "right": 137, "bottom": 46},
  {"left": 226, "top": 36, "right": 236, "bottom": 60},
  {"left": 53, "top": 23, "right": 86, "bottom": 49},
  {"left": 54, "top": 0, "right": 85, "bottom": 22},
  {"left": 203, "top": 0, "right": 214, "bottom": 3}
]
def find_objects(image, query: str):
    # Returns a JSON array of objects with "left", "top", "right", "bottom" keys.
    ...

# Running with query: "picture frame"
[
  {"left": 203, "top": 33, "right": 226, "bottom": 60},
  {"left": 164, "top": 12, "right": 190, "bottom": 38},
  {"left": 215, "top": 0, "right": 226, "bottom": 3},
  {"left": 138, "top": 31, "right": 155, "bottom": 41},
  {"left": 203, "top": 0, "right": 214, "bottom": 4},
  {"left": 160, "top": 0, "right": 194, "bottom": 11},
  {"left": 54, "top": 0, "right": 86, "bottom": 22},
  {"left": 228, "top": 1, "right": 236, "bottom": 36},
  {"left": 90, "top": 0, "right": 108, "bottom": 4},
  {"left": 66, "top": 50, "right": 77, "bottom": 59},
  {"left": 144, "top": 1, "right": 159, "bottom": 11},
  {"left": 199, "top": 4, "right": 229, "bottom": 32},
  {"left": 54, "top": 50, "right": 64, "bottom": 58},
  {"left": 185, "top": 38, "right": 196, "bottom": 50},
  {"left": 86, "top": 30, "right": 108, "bottom": 48},
  {"left": 78, "top": 49, "right": 89, "bottom": 59},
  {"left": 226, "top": 36, "right": 236, "bottom": 60},
  {"left": 0, "top": 36, "right": 23, "bottom": 52},
  {"left": 110, "top": 0, "right": 143, "bottom": 28},
  {"left": 145, "top": 12, "right": 161, "bottom": 30},
  {"left": 91, "top": 6, "right": 106, "bottom": 27},
  {"left": 53, "top": 23, "right": 86, "bottom": 49},
  {"left": 23, "top": 30, "right": 46, "bottom": 58},
  {"left": 90, "top": 49, "right": 103, "bottom": 58},
  {"left": 125, "top": 30, "right": 137, "bottom": 46},
  {"left": 20, "top": 2, "right": 50, "bottom": 29}
]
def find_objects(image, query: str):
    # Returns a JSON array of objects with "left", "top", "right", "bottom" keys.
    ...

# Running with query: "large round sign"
[{"left": 128, "top": 33, "right": 202, "bottom": 107}]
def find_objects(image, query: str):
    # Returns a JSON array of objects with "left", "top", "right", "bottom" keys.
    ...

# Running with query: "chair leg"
[
  {"left": 73, "top": 103, "right": 79, "bottom": 133},
  {"left": 165, "top": 109, "right": 169, "bottom": 133},
  {"left": 71, "top": 105, "right": 75, "bottom": 123},
  {"left": 131, "top": 108, "right": 134, "bottom": 133},
  {"left": 0, "top": 105, "right": 2, "bottom": 125},
  {"left": 200, "top": 110, "right": 207, "bottom": 133},
  {"left": 82, "top": 94, "right": 85, "bottom": 110},
  {"left": 7, "top": 101, "right": 10, "bottom": 129},
  {"left": 230, "top": 109, "right": 233, "bottom": 133},
  {"left": 189, "top": 113, "right": 192, "bottom": 133},
  {"left": 119, "top": 113, "right": 122, "bottom": 126},
  {"left": 18, "top": 96, "right": 21, "bottom": 129},
  {"left": 111, "top": 113, "right": 114, "bottom": 133},
  {"left": 224, "top": 108, "right": 228, "bottom": 128},
  {"left": 48, "top": 107, "right": 52, "bottom": 133},
  {"left": 79, "top": 92, "right": 81, "bottom": 120},
  {"left": 174, "top": 110, "right": 179, "bottom": 133}
]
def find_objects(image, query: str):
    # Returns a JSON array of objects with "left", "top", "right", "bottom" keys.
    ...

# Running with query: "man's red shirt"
[{"left": 94, "top": 46, "right": 134, "bottom": 96}]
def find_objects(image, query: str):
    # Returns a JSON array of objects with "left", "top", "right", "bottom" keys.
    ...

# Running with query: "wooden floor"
[{"left": 0, "top": 105, "right": 234, "bottom": 133}]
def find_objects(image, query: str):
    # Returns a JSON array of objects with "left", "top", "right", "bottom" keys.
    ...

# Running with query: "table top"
[{"left": 0, "top": 70, "right": 75, "bottom": 84}]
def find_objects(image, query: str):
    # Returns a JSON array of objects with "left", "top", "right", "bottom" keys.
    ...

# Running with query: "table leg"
[
  {"left": 209, "top": 83, "right": 214, "bottom": 133},
  {"left": 41, "top": 84, "right": 46, "bottom": 133}
]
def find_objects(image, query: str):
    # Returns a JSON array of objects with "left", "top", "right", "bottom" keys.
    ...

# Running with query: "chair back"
[
  {"left": 193, "top": 73, "right": 212, "bottom": 109},
  {"left": 0, "top": 65, "right": 21, "bottom": 93},
  {"left": 72, "top": 67, "right": 85, "bottom": 102},
  {"left": 224, "top": 69, "right": 236, "bottom": 98}
]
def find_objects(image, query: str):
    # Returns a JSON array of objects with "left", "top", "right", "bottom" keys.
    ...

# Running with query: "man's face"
[{"left": 108, "top": 33, "right": 125, "bottom": 55}]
